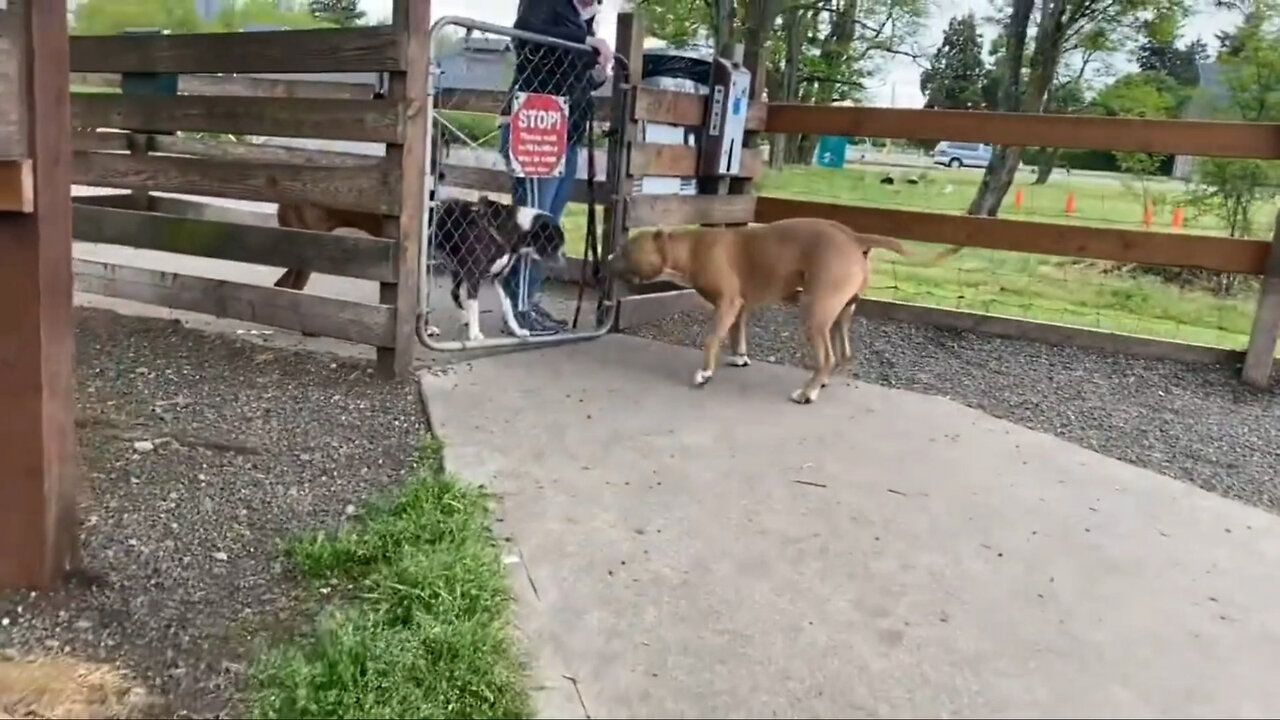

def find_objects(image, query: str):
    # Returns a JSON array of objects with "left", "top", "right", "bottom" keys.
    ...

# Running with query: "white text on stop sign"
[{"left": 518, "top": 109, "right": 564, "bottom": 130}]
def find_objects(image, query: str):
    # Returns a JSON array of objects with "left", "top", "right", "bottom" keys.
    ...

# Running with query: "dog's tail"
[
  {"left": 922, "top": 244, "right": 965, "bottom": 266},
  {"left": 857, "top": 233, "right": 909, "bottom": 256}
]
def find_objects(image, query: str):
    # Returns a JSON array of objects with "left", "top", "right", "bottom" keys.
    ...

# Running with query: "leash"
[{"left": 572, "top": 107, "right": 603, "bottom": 330}]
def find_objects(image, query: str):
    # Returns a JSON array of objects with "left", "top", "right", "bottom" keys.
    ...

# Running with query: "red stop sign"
[{"left": 509, "top": 92, "right": 569, "bottom": 178}]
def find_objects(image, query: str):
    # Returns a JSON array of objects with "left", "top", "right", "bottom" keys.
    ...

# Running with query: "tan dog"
[
  {"left": 606, "top": 218, "right": 906, "bottom": 404},
  {"left": 272, "top": 203, "right": 388, "bottom": 291}
]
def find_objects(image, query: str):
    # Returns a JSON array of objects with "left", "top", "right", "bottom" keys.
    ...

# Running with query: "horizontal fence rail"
[
  {"left": 765, "top": 105, "right": 1280, "bottom": 160},
  {"left": 71, "top": 95, "right": 403, "bottom": 143},
  {"left": 69, "top": 27, "right": 404, "bottom": 74},
  {"left": 73, "top": 204, "right": 398, "bottom": 283},
  {"left": 754, "top": 197, "right": 1270, "bottom": 275}
]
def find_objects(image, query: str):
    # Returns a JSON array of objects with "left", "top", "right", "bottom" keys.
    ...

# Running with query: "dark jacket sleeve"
[{"left": 513, "top": 0, "right": 590, "bottom": 44}]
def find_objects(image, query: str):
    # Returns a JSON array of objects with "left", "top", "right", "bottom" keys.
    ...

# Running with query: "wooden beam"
[
  {"left": 381, "top": 0, "right": 430, "bottom": 378},
  {"left": 629, "top": 143, "right": 762, "bottom": 178},
  {"left": 71, "top": 94, "right": 403, "bottom": 143},
  {"left": 70, "top": 26, "right": 404, "bottom": 74},
  {"left": 0, "top": 0, "right": 80, "bottom": 590},
  {"left": 71, "top": 71, "right": 378, "bottom": 99},
  {"left": 1242, "top": 210, "right": 1280, "bottom": 388},
  {"left": 73, "top": 130, "right": 385, "bottom": 166},
  {"left": 754, "top": 196, "right": 1268, "bottom": 275},
  {"left": 74, "top": 260, "right": 395, "bottom": 347},
  {"left": 73, "top": 151, "right": 400, "bottom": 214},
  {"left": 72, "top": 205, "right": 397, "bottom": 283},
  {"left": 628, "top": 193, "right": 757, "bottom": 228},
  {"left": 0, "top": 158, "right": 33, "bottom": 212},
  {"left": 633, "top": 87, "right": 767, "bottom": 131},
  {"left": 764, "top": 105, "right": 1280, "bottom": 160}
]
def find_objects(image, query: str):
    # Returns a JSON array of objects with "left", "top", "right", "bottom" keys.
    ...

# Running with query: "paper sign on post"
[{"left": 508, "top": 92, "right": 569, "bottom": 178}]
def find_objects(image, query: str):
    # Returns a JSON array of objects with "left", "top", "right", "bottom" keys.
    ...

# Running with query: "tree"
[
  {"left": 1181, "top": 3, "right": 1279, "bottom": 294},
  {"left": 965, "top": 0, "right": 1186, "bottom": 218},
  {"left": 213, "top": 0, "right": 332, "bottom": 31},
  {"left": 308, "top": 0, "right": 366, "bottom": 27},
  {"left": 72, "top": 0, "right": 204, "bottom": 35},
  {"left": 636, "top": 0, "right": 928, "bottom": 167},
  {"left": 920, "top": 13, "right": 988, "bottom": 110}
]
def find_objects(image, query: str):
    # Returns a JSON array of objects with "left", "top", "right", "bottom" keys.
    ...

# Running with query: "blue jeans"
[{"left": 498, "top": 122, "right": 579, "bottom": 313}]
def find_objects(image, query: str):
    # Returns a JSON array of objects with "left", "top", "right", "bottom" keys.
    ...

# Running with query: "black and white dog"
[{"left": 430, "top": 196, "right": 566, "bottom": 340}]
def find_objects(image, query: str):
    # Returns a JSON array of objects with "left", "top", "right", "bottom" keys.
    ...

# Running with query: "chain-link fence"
[{"left": 416, "top": 16, "right": 629, "bottom": 351}]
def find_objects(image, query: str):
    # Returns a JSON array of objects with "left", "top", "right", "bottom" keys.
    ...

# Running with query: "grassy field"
[
  {"left": 560, "top": 164, "right": 1276, "bottom": 351},
  {"left": 249, "top": 438, "right": 530, "bottom": 720}
]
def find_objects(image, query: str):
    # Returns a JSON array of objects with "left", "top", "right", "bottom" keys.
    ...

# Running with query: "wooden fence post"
[
  {"left": 379, "top": 0, "right": 430, "bottom": 379},
  {"left": 1242, "top": 210, "right": 1280, "bottom": 388},
  {"left": 0, "top": 0, "right": 79, "bottom": 590}
]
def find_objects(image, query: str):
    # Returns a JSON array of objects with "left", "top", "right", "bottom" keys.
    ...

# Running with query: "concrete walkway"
[{"left": 420, "top": 334, "right": 1280, "bottom": 719}]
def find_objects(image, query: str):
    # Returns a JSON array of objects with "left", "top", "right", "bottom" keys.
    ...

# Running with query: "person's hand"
[{"left": 586, "top": 36, "right": 613, "bottom": 73}]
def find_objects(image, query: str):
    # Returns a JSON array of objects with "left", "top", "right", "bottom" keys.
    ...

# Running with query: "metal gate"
[{"left": 415, "top": 16, "right": 630, "bottom": 352}]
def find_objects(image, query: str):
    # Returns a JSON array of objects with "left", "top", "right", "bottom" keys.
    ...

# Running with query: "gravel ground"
[
  {"left": 627, "top": 307, "right": 1280, "bottom": 513},
  {"left": 0, "top": 308, "right": 423, "bottom": 718}
]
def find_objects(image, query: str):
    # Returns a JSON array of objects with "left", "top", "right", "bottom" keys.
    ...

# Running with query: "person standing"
[{"left": 498, "top": 0, "right": 612, "bottom": 335}]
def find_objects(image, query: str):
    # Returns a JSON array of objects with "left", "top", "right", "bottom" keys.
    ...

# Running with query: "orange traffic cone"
[
  {"left": 1172, "top": 206, "right": 1184, "bottom": 229},
  {"left": 1142, "top": 203, "right": 1154, "bottom": 229},
  {"left": 1064, "top": 191, "right": 1076, "bottom": 216},
  {"left": 1015, "top": 188, "right": 1024, "bottom": 211}
]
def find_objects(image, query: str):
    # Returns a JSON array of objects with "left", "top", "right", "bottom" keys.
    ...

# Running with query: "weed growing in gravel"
[{"left": 248, "top": 437, "right": 531, "bottom": 720}]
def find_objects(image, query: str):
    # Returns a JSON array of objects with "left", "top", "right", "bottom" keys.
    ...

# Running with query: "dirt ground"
[{"left": 0, "top": 308, "right": 424, "bottom": 718}]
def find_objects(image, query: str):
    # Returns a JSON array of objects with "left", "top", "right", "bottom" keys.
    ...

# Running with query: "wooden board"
[
  {"left": 74, "top": 259, "right": 395, "bottom": 347},
  {"left": 69, "top": 26, "right": 403, "bottom": 74},
  {"left": 754, "top": 196, "right": 1268, "bottom": 275},
  {"left": 72, "top": 130, "right": 384, "bottom": 166},
  {"left": 629, "top": 143, "right": 762, "bottom": 178},
  {"left": 633, "top": 87, "right": 767, "bottom": 131},
  {"left": 1241, "top": 214, "right": 1280, "bottom": 387},
  {"left": 0, "top": 0, "right": 79, "bottom": 590},
  {"left": 70, "top": 71, "right": 377, "bottom": 99},
  {"left": 628, "top": 193, "right": 756, "bottom": 228},
  {"left": 73, "top": 204, "right": 397, "bottom": 283},
  {"left": 0, "top": 158, "right": 33, "bottom": 212},
  {"left": 440, "top": 163, "right": 610, "bottom": 204},
  {"left": 765, "top": 105, "right": 1280, "bottom": 160},
  {"left": 71, "top": 94, "right": 404, "bottom": 143},
  {"left": 73, "top": 151, "right": 400, "bottom": 214}
]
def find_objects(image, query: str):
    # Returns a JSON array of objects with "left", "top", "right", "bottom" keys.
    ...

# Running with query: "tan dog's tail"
[
  {"left": 857, "top": 233, "right": 909, "bottom": 256},
  {"left": 922, "top": 245, "right": 965, "bottom": 266}
]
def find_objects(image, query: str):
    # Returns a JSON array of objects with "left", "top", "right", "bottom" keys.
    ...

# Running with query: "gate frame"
[{"left": 414, "top": 15, "right": 632, "bottom": 353}]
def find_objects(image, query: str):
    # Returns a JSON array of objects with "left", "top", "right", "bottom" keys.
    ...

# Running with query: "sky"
[{"left": 363, "top": 0, "right": 1245, "bottom": 107}]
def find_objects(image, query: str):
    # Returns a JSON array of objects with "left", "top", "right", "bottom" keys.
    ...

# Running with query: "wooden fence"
[
  {"left": 68, "top": 13, "right": 428, "bottom": 379},
  {"left": 617, "top": 74, "right": 1280, "bottom": 387}
]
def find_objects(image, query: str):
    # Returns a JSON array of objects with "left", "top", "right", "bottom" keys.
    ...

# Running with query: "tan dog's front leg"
[
  {"left": 695, "top": 297, "right": 743, "bottom": 387},
  {"left": 726, "top": 306, "right": 751, "bottom": 367}
]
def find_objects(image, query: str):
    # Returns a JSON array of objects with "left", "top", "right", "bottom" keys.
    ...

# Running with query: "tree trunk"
[
  {"left": 968, "top": 0, "right": 1067, "bottom": 217},
  {"left": 770, "top": 4, "right": 805, "bottom": 169},
  {"left": 1033, "top": 148, "right": 1059, "bottom": 184}
]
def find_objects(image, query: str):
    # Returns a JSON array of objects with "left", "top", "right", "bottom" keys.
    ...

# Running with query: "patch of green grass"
[{"left": 249, "top": 438, "right": 531, "bottom": 720}]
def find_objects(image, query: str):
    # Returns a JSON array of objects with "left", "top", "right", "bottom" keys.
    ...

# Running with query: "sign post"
[{"left": 508, "top": 91, "right": 569, "bottom": 178}]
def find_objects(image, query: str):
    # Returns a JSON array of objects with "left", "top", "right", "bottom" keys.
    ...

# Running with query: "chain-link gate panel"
[{"left": 416, "top": 16, "right": 630, "bottom": 352}]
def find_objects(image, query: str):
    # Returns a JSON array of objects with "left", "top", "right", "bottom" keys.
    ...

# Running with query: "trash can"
[
  {"left": 814, "top": 136, "right": 849, "bottom": 169},
  {"left": 633, "top": 49, "right": 716, "bottom": 196}
]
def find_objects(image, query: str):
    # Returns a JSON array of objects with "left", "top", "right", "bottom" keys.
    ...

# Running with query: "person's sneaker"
[
  {"left": 503, "top": 310, "right": 560, "bottom": 337},
  {"left": 530, "top": 303, "right": 569, "bottom": 329}
]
